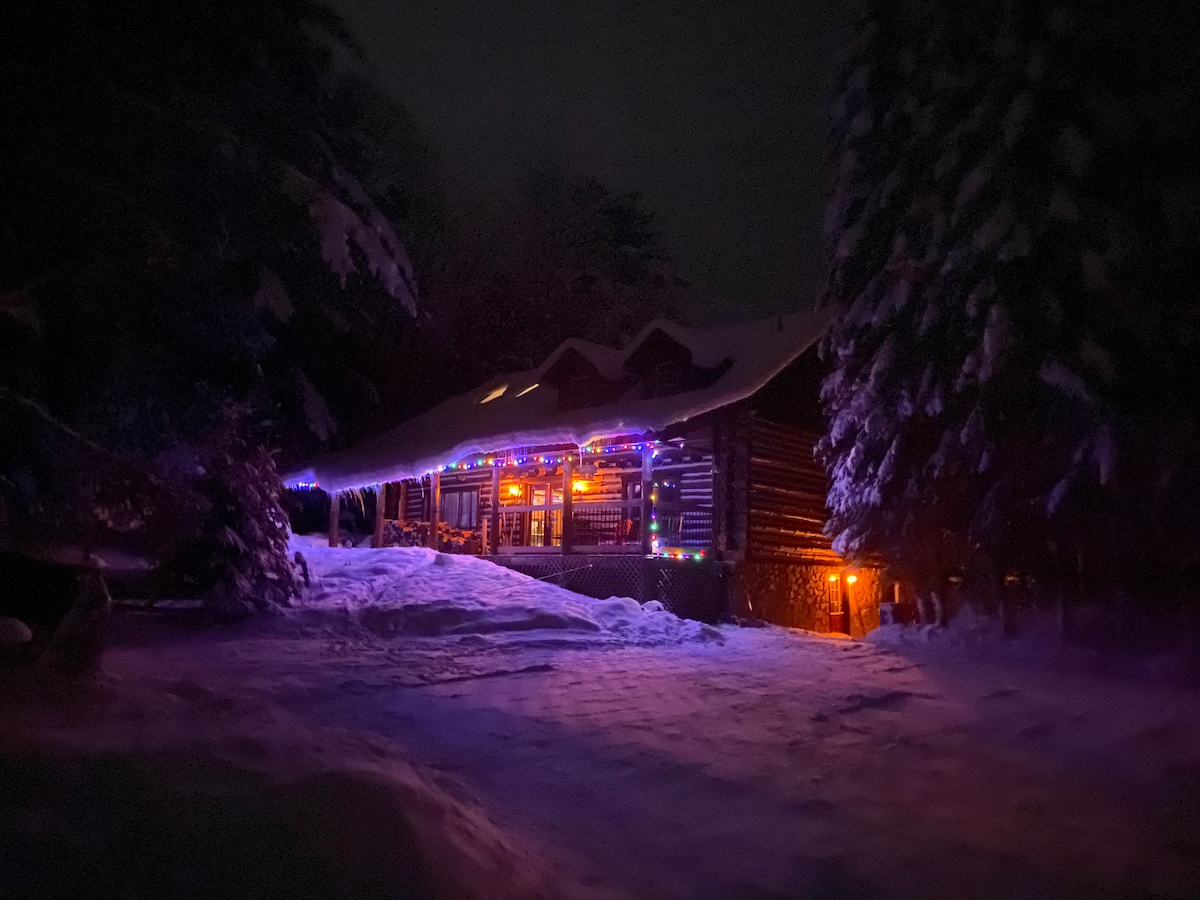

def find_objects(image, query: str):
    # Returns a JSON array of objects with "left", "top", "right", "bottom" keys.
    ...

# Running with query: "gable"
[
  {"left": 541, "top": 346, "right": 631, "bottom": 411},
  {"left": 623, "top": 328, "right": 733, "bottom": 399},
  {"left": 621, "top": 328, "right": 693, "bottom": 379},
  {"left": 750, "top": 345, "right": 827, "bottom": 431},
  {"left": 540, "top": 347, "right": 604, "bottom": 387}
]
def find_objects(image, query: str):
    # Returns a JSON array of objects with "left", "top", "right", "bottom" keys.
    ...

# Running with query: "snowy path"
[
  {"left": 5, "top": 548, "right": 1200, "bottom": 898},
  {"left": 37, "top": 622, "right": 1197, "bottom": 899}
]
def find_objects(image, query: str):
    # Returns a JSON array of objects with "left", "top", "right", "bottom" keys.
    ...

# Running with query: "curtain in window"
[{"left": 439, "top": 488, "right": 478, "bottom": 528}]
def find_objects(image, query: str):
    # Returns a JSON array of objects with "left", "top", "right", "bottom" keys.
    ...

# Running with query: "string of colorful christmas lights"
[
  {"left": 292, "top": 439, "right": 709, "bottom": 561},
  {"left": 430, "top": 439, "right": 660, "bottom": 474}
]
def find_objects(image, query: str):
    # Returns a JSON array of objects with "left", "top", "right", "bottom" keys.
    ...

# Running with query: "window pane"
[{"left": 439, "top": 488, "right": 479, "bottom": 529}]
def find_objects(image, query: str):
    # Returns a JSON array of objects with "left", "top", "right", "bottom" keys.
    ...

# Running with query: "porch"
[
  {"left": 330, "top": 435, "right": 726, "bottom": 620},
  {"left": 365, "top": 436, "right": 717, "bottom": 562}
]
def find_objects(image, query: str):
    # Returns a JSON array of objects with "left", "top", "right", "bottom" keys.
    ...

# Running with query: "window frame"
[{"left": 438, "top": 485, "right": 480, "bottom": 529}]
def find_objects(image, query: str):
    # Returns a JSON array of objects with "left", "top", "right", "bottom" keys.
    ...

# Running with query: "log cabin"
[{"left": 285, "top": 310, "right": 881, "bottom": 636}]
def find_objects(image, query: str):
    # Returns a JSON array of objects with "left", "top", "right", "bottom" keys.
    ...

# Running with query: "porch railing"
[
  {"left": 571, "top": 501, "right": 642, "bottom": 548},
  {"left": 651, "top": 506, "right": 714, "bottom": 551}
]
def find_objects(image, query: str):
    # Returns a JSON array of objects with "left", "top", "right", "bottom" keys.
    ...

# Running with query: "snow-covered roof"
[
  {"left": 286, "top": 308, "right": 834, "bottom": 492},
  {"left": 537, "top": 338, "right": 627, "bottom": 381}
]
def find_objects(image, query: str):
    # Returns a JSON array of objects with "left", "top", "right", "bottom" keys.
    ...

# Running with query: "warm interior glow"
[
  {"left": 507, "top": 485, "right": 521, "bottom": 497},
  {"left": 479, "top": 384, "right": 507, "bottom": 404},
  {"left": 847, "top": 574, "right": 858, "bottom": 584},
  {"left": 572, "top": 479, "right": 589, "bottom": 493},
  {"left": 828, "top": 575, "right": 839, "bottom": 582},
  {"left": 515, "top": 382, "right": 539, "bottom": 397}
]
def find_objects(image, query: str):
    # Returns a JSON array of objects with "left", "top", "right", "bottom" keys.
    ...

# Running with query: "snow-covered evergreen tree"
[
  {"left": 2, "top": 1, "right": 432, "bottom": 616},
  {"left": 819, "top": 0, "right": 1200, "bottom": 594}
]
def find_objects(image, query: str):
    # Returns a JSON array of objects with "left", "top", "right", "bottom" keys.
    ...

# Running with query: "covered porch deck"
[{"left": 345, "top": 434, "right": 717, "bottom": 562}]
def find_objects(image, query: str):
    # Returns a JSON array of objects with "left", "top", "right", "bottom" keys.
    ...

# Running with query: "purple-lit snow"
[
  {"left": 286, "top": 540, "right": 722, "bottom": 646},
  {"left": 5, "top": 544, "right": 1200, "bottom": 899}
]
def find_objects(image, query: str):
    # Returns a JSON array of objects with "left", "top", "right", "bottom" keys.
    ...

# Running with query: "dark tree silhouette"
[
  {"left": 2, "top": 0, "right": 430, "bottom": 615},
  {"left": 422, "top": 170, "right": 690, "bottom": 391},
  {"left": 818, "top": 0, "right": 1200, "bottom": 604}
]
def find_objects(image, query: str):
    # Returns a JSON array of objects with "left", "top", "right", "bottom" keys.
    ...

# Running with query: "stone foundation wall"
[
  {"left": 732, "top": 560, "right": 882, "bottom": 637},
  {"left": 489, "top": 552, "right": 883, "bottom": 634}
]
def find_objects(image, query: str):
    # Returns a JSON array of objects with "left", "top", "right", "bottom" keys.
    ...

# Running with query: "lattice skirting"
[{"left": 491, "top": 554, "right": 728, "bottom": 624}]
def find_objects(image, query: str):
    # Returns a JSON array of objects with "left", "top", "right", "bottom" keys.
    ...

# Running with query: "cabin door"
[
  {"left": 827, "top": 576, "right": 850, "bottom": 634},
  {"left": 526, "top": 484, "right": 562, "bottom": 548}
]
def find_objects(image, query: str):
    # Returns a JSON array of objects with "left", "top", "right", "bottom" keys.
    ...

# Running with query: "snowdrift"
[
  {"left": 1, "top": 684, "right": 581, "bottom": 900},
  {"left": 865, "top": 604, "right": 1200, "bottom": 683},
  {"left": 287, "top": 539, "right": 722, "bottom": 646}
]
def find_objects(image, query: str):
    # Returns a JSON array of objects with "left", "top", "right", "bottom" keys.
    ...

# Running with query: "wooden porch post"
[
  {"left": 641, "top": 446, "right": 654, "bottom": 555},
  {"left": 640, "top": 446, "right": 657, "bottom": 604},
  {"left": 327, "top": 491, "right": 340, "bottom": 548},
  {"left": 712, "top": 418, "right": 727, "bottom": 560},
  {"left": 398, "top": 481, "right": 409, "bottom": 520},
  {"left": 428, "top": 471, "right": 441, "bottom": 550},
  {"left": 561, "top": 455, "right": 574, "bottom": 554},
  {"left": 489, "top": 466, "right": 500, "bottom": 555},
  {"left": 372, "top": 484, "right": 386, "bottom": 548}
]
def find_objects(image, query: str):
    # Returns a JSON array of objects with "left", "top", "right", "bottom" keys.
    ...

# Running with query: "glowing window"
[
  {"left": 479, "top": 385, "right": 507, "bottom": 404},
  {"left": 515, "top": 382, "right": 539, "bottom": 397}
]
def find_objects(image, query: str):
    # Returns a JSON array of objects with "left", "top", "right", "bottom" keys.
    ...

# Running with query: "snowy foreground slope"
[{"left": 5, "top": 545, "right": 1200, "bottom": 899}]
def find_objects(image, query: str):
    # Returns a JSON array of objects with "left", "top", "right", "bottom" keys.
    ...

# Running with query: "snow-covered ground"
[
  {"left": 5, "top": 543, "right": 1200, "bottom": 899},
  {"left": 287, "top": 539, "right": 722, "bottom": 647}
]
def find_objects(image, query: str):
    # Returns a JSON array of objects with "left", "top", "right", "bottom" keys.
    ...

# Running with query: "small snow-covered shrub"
[{"left": 162, "top": 439, "right": 299, "bottom": 621}]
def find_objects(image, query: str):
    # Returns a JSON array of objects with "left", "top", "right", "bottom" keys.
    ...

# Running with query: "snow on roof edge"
[{"left": 286, "top": 308, "right": 834, "bottom": 493}]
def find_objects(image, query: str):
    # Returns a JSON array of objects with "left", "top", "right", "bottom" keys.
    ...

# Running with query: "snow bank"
[
  {"left": 286, "top": 540, "right": 722, "bottom": 646},
  {"left": 1, "top": 677, "right": 581, "bottom": 900},
  {"left": 865, "top": 603, "right": 1200, "bottom": 683}
]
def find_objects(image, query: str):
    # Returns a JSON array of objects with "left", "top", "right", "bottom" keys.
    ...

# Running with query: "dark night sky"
[{"left": 331, "top": 0, "right": 854, "bottom": 324}]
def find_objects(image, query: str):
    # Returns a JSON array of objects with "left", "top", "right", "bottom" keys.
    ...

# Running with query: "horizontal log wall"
[
  {"left": 403, "top": 478, "right": 428, "bottom": 521},
  {"left": 712, "top": 404, "right": 751, "bottom": 561},
  {"left": 747, "top": 417, "right": 839, "bottom": 564}
]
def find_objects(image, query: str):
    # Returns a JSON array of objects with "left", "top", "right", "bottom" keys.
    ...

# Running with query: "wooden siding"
[
  {"left": 403, "top": 478, "right": 428, "bottom": 521},
  {"left": 712, "top": 402, "right": 751, "bottom": 561},
  {"left": 746, "top": 416, "right": 839, "bottom": 563}
]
